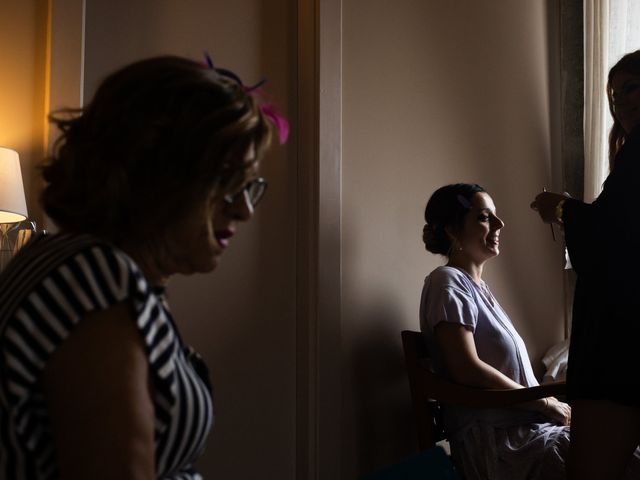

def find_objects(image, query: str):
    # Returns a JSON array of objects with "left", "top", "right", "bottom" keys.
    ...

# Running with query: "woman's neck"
[
  {"left": 446, "top": 256, "right": 484, "bottom": 284},
  {"left": 119, "top": 242, "right": 170, "bottom": 288}
]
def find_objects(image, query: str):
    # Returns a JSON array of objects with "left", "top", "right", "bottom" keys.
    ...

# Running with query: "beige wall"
[
  {"left": 341, "top": 0, "right": 566, "bottom": 476},
  {"left": 0, "top": 0, "right": 49, "bottom": 225},
  {"left": 79, "top": 0, "right": 297, "bottom": 478}
]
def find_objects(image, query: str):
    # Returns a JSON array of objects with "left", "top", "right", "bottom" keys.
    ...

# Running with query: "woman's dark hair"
[
  {"left": 422, "top": 183, "right": 486, "bottom": 255},
  {"left": 607, "top": 49, "right": 640, "bottom": 170},
  {"left": 42, "top": 55, "right": 272, "bottom": 246}
]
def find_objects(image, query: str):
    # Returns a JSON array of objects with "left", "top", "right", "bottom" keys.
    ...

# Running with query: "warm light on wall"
[
  {"left": 0, "top": 147, "right": 28, "bottom": 223},
  {"left": 0, "top": 1, "right": 52, "bottom": 230}
]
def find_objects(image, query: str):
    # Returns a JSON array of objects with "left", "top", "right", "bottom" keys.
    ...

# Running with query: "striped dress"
[{"left": 0, "top": 233, "right": 214, "bottom": 479}]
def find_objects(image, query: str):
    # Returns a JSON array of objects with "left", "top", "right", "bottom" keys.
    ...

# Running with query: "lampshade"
[{"left": 0, "top": 147, "right": 28, "bottom": 223}]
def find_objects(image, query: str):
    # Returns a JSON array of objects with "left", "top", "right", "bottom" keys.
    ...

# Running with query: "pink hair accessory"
[
  {"left": 249, "top": 89, "right": 289, "bottom": 145},
  {"left": 203, "top": 52, "right": 289, "bottom": 144}
]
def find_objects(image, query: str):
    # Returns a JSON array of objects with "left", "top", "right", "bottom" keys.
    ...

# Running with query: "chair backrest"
[{"left": 401, "top": 330, "right": 445, "bottom": 450}]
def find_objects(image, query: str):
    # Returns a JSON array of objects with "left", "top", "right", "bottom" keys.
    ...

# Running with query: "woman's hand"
[
  {"left": 534, "top": 396, "right": 572, "bottom": 426},
  {"left": 530, "top": 191, "right": 569, "bottom": 224}
]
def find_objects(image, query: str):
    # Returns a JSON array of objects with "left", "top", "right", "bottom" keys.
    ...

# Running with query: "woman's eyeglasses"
[{"left": 223, "top": 177, "right": 268, "bottom": 207}]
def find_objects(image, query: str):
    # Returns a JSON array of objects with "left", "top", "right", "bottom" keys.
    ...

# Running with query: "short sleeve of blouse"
[
  {"left": 0, "top": 241, "right": 178, "bottom": 451},
  {"left": 421, "top": 267, "right": 479, "bottom": 333}
]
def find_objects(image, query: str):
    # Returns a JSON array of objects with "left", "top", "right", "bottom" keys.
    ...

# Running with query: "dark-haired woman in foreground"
[
  {"left": 420, "top": 183, "right": 571, "bottom": 480},
  {"left": 531, "top": 49, "right": 640, "bottom": 480},
  {"left": 0, "top": 55, "right": 284, "bottom": 479}
]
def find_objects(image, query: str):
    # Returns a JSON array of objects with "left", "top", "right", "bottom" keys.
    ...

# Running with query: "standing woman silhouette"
[{"left": 531, "top": 50, "right": 640, "bottom": 480}]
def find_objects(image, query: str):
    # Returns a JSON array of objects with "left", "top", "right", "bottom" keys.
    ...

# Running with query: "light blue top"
[{"left": 419, "top": 266, "right": 540, "bottom": 439}]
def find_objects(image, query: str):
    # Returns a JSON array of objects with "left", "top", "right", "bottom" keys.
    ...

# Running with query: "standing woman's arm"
[
  {"left": 42, "top": 301, "right": 155, "bottom": 480},
  {"left": 563, "top": 130, "right": 640, "bottom": 276}
]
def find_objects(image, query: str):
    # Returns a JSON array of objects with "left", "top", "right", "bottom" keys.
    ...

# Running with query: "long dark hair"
[{"left": 607, "top": 49, "right": 640, "bottom": 170}]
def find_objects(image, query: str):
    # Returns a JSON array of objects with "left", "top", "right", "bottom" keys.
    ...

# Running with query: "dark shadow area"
[{"left": 350, "top": 299, "right": 418, "bottom": 476}]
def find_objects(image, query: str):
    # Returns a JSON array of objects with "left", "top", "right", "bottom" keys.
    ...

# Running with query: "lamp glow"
[
  {"left": 0, "top": 147, "right": 28, "bottom": 223},
  {"left": 0, "top": 147, "right": 29, "bottom": 271}
]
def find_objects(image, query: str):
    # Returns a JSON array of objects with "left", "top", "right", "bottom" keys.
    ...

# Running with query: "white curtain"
[
  {"left": 583, "top": 0, "right": 609, "bottom": 202},
  {"left": 584, "top": 0, "right": 640, "bottom": 202}
]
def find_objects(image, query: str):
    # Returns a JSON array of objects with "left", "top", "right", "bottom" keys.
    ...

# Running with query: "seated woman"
[{"left": 419, "top": 183, "right": 571, "bottom": 480}]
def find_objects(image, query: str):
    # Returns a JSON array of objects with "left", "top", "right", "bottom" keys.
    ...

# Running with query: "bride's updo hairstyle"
[{"left": 422, "top": 183, "right": 486, "bottom": 255}]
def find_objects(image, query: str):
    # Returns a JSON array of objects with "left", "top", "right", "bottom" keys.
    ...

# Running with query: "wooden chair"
[{"left": 401, "top": 330, "right": 566, "bottom": 451}]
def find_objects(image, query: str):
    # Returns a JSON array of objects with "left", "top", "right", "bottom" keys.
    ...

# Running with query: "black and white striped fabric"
[{"left": 0, "top": 233, "right": 213, "bottom": 479}]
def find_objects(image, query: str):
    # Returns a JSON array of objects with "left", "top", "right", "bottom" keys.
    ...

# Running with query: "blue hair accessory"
[{"left": 203, "top": 52, "right": 288, "bottom": 144}]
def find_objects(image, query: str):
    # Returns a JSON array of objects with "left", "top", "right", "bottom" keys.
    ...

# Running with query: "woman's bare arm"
[
  {"left": 435, "top": 322, "right": 570, "bottom": 425},
  {"left": 42, "top": 301, "right": 155, "bottom": 480},
  {"left": 435, "top": 322, "right": 524, "bottom": 389}
]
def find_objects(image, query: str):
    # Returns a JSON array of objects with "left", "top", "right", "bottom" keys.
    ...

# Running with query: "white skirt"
[
  {"left": 450, "top": 421, "right": 640, "bottom": 480},
  {"left": 450, "top": 421, "right": 569, "bottom": 480}
]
